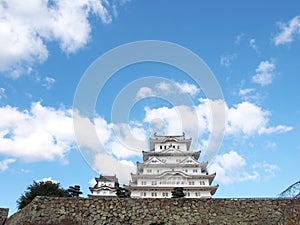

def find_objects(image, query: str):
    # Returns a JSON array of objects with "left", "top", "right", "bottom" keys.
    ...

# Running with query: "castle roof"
[
  {"left": 149, "top": 132, "right": 192, "bottom": 151},
  {"left": 95, "top": 175, "right": 118, "bottom": 183},
  {"left": 142, "top": 150, "right": 200, "bottom": 161}
]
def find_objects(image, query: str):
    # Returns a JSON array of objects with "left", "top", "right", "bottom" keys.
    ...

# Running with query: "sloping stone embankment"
[{"left": 5, "top": 196, "right": 300, "bottom": 225}]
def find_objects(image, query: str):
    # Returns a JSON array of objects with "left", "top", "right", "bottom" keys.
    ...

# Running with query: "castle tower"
[
  {"left": 89, "top": 175, "right": 119, "bottom": 197},
  {"left": 127, "top": 133, "right": 218, "bottom": 198}
]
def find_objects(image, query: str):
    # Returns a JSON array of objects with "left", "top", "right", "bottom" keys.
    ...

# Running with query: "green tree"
[
  {"left": 17, "top": 181, "right": 70, "bottom": 210},
  {"left": 116, "top": 186, "right": 130, "bottom": 198},
  {"left": 171, "top": 187, "right": 185, "bottom": 198},
  {"left": 67, "top": 185, "right": 83, "bottom": 197}
]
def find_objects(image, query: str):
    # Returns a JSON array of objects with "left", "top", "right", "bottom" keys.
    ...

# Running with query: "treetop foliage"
[{"left": 17, "top": 181, "right": 70, "bottom": 210}]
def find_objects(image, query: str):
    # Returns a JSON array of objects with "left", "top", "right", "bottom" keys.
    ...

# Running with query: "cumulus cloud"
[
  {"left": 274, "top": 15, "right": 300, "bottom": 45},
  {"left": 156, "top": 81, "right": 172, "bottom": 92},
  {"left": 0, "top": 102, "right": 74, "bottom": 162},
  {"left": 0, "top": 158, "right": 15, "bottom": 172},
  {"left": 93, "top": 153, "right": 135, "bottom": 184},
  {"left": 0, "top": 99, "right": 291, "bottom": 180},
  {"left": 144, "top": 104, "right": 204, "bottom": 139},
  {"left": 209, "top": 151, "right": 280, "bottom": 184},
  {"left": 252, "top": 60, "right": 275, "bottom": 86},
  {"left": 36, "top": 177, "right": 58, "bottom": 183},
  {"left": 175, "top": 82, "right": 200, "bottom": 96},
  {"left": 226, "top": 101, "right": 292, "bottom": 136},
  {"left": 135, "top": 81, "right": 201, "bottom": 100},
  {"left": 209, "top": 150, "right": 259, "bottom": 184},
  {"left": 0, "top": 0, "right": 115, "bottom": 77},
  {"left": 135, "top": 87, "right": 154, "bottom": 99}
]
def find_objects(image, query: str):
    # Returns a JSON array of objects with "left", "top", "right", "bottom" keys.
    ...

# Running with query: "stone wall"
[
  {"left": 5, "top": 196, "right": 300, "bottom": 225},
  {"left": 0, "top": 208, "right": 8, "bottom": 225}
]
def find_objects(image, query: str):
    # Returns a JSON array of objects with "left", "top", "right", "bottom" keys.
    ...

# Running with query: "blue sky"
[{"left": 1, "top": 0, "right": 300, "bottom": 214}]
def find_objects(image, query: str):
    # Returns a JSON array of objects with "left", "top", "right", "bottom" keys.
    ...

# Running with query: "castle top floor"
[{"left": 149, "top": 132, "right": 192, "bottom": 152}]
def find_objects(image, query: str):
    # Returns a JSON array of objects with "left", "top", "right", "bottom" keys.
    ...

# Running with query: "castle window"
[
  {"left": 163, "top": 192, "right": 169, "bottom": 197},
  {"left": 189, "top": 181, "right": 195, "bottom": 185},
  {"left": 160, "top": 146, "right": 162, "bottom": 149},
  {"left": 193, "top": 169, "right": 197, "bottom": 173}
]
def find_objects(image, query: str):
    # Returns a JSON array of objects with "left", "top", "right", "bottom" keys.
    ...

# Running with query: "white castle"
[{"left": 127, "top": 133, "right": 218, "bottom": 198}]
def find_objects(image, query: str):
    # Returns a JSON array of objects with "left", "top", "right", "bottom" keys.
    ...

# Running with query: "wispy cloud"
[
  {"left": 0, "top": 88, "right": 6, "bottom": 99},
  {"left": 220, "top": 54, "right": 237, "bottom": 67},
  {"left": 249, "top": 38, "right": 259, "bottom": 52},
  {"left": 235, "top": 33, "right": 244, "bottom": 45},
  {"left": 43, "top": 76, "right": 56, "bottom": 90},
  {"left": 273, "top": 15, "right": 300, "bottom": 45},
  {"left": 0, "top": 158, "right": 15, "bottom": 172}
]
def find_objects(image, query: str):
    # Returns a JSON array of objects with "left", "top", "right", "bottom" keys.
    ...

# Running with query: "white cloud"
[
  {"left": 109, "top": 123, "right": 147, "bottom": 158},
  {"left": 252, "top": 162, "right": 279, "bottom": 179},
  {"left": 209, "top": 150, "right": 259, "bottom": 184},
  {"left": 0, "top": 102, "right": 74, "bottom": 162},
  {"left": 238, "top": 88, "right": 260, "bottom": 102},
  {"left": 0, "top": 99, "right": 291, "bottom": 181},
  {"left": 252, "top": 60, "right": 275, "bottom": 86},
  {"left": 226, "top": 101, "right": 292, "bottom": 136},
  {"left": 0, "top": 88, "right": 6, "bottom": 99},
  {"left": 265, "top": 141, "right": 277, "bottom": 150},
  {"left": 0, "top": 0, "right": 115, "bottom": 77},
  {"left": 175, "top": 82, "right": 200, "bottom": 96},
  {"left": 238, "top": 88, "right": 255, "bottom": 96},
  {"left": 274, "top": 15, "right": 300, "bottom": 45},
  {"left": 0, "top": 158, "right": 15, "bottom": 172},
  {"left": 93, "top": 153, "right": 135, "bottom": 184},
  {"left": 235, "top": 33, "right": 244, "bottom": 45},
  {"left": 135, "top": 87, "right": 154, "bottom": 99},
  {"left": 220, "top": 54, "right": 237, "bottom": 67},
  {"left": 249, "top": 38, "right": 259, "bottom": 52},
  {"left": 156, "top": 81, "right": 172, "bottom": 92},
  {"left": 144, "top": 104, "right": 205, "bottom": 139},
  {"left": 155, "top": 81, "right": 200, "bottom": 97},
  {"left": 36, "top": 177, "right": 58, "bottom": 183},
  {"left": 89, "top": 178, "right": 97, "bottom": 186},
  {"left": 258, "top": 125, "right": 293, "bottom": 135},
  {"left": 43, "top": 76, "right": 56, "bottom": 90},
  {"left": 209, "top": 151, "right": 280, "bottom": 184}
]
